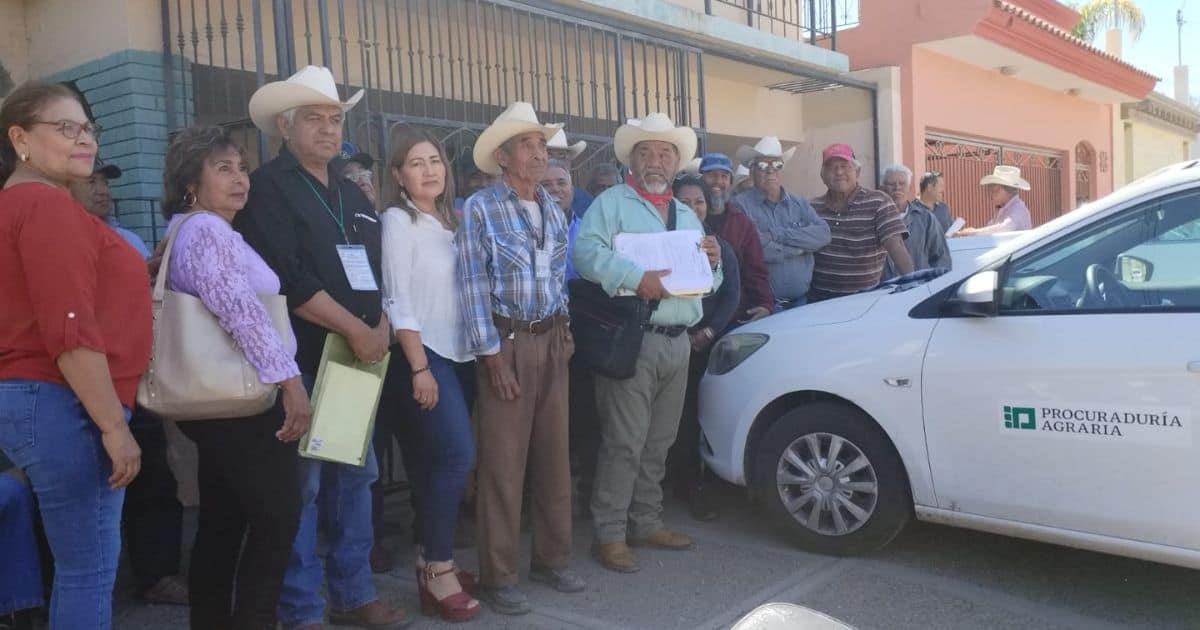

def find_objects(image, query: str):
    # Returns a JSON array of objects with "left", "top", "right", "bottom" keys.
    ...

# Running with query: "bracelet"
[{"left": 411, "top": 365, "right": 430, "bottom": 375}]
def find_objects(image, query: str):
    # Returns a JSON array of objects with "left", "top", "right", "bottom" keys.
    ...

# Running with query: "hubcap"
[{"left": 776, "top": 432, "right": 878, "bottom": 536}]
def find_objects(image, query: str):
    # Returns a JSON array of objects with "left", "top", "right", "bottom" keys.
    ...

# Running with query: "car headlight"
[{"left": 707, "top": 333, "right": 769, "bottom": 375}]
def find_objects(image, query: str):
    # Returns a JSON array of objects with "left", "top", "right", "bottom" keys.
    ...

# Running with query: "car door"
[{"left": 921, "top": 189, "right": 1200, "bottom": 551}]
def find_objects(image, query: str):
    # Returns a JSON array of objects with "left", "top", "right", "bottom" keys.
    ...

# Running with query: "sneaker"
[
  {"left": 529, "top": 565, "right": 586, "bottom": 593},
  {"left": 480, "top": 585, "right": 532, "bottom": 616}
]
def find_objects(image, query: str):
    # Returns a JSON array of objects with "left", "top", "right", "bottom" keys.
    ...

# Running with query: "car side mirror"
[
  {"left": 946, "top": 269, "right": 1000, "bottom": 317},
  {"left": 1117, "top": 254, "right": 1153, "bottom": 283}
]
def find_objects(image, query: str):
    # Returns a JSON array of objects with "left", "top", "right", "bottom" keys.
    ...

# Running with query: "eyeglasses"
[
  {"left": 753, "top": 159, "right": 785, "bottom": 172},
  {"left": 32, "top": 120, "right": 102, "bottom": 141},
  {"left": 345, "top": 169, "right": 374, "bottom": 183}
]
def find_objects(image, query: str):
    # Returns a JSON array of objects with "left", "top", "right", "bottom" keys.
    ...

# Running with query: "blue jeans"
[
  {"left": 397, "top": 349, "right": 475, "bottom": 562},
  {"left": 0, "top": 472, "right": 44, "bottom": 615},
  {"left": 775, "top": 294, "right": 808, "bottom": 310},
  {"left": 0, "top": 380, "right": 126, "bottom": 629},
  {"left": 278, "top": 374, "right": 380, "bottom": 629}
]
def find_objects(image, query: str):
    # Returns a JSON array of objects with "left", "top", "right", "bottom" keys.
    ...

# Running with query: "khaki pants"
[
  {"left": 590, "top": 332, "right": 690, "bottom": 543},
  {"left": 474, "top": 322, "right": 573, "bottom": 588}
]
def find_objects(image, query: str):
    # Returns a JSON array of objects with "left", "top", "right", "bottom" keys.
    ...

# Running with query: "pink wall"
[{"left": 909, "top": 46, "right": 1113, "bottom": 210}]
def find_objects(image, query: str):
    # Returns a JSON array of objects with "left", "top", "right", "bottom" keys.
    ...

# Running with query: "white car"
[{"left": 699, "top": 161, "right": 1200, "bottom": 568}]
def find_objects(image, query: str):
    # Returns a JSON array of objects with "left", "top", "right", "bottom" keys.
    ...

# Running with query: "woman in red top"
[{"left": 0, "top": 81, "right": 152, "bottom": 629}]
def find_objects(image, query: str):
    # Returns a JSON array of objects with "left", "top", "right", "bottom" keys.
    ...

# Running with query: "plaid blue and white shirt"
[{"left": 456, "top": 180, "right": 569, "bottom": 356}]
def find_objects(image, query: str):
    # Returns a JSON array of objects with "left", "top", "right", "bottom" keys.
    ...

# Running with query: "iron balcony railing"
[{"left": 705, "top": 0, "right": 859, "bottom": 50}]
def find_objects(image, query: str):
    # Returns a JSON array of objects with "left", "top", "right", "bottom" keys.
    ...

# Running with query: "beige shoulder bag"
[{"left": 136, "top": 211, "right": 292, "bottom": 421}]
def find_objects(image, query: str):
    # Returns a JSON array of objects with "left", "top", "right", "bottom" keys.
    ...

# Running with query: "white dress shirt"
[{"left": 380, "top": 203, "right": 473, "bottom": 363}]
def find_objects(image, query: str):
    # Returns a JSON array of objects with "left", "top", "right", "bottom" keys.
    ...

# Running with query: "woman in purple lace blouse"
[{"left": 160, "top": 126, "right": 311, "bottom": 629}]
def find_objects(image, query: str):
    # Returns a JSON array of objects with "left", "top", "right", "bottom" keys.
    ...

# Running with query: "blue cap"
[
  {"left": 699, "top": 152, "right": 733, "bottom": 175},
  {"left": 339, "top": 141, "right": 358, "bottom": 160}
]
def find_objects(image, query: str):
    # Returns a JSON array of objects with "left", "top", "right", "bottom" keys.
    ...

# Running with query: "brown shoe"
[
  {"left": 141, "top": 575, "right": 189, "bottom": 606},
  {"left": 630, "top": 528, "right": 695, "bottom": 550},
  {"left": 591, "top": 541, "right": 640, "bottom": 573},
  {"left": 328, "top": 600, "right": 411, "bottom": 628}
]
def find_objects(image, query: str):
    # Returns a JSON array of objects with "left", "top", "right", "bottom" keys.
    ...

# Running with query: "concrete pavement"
[{"left": 115, "top": 484, "right": 1200, "bottom": 629}]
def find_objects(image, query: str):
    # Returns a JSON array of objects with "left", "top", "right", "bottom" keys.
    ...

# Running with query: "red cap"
[{"left": 822, "top": 143, "right": 856, "bottom": 164}]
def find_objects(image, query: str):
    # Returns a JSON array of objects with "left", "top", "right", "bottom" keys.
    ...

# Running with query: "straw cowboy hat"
[
  {"left": 979, "top": 165, "right": 1031, "bottom": 191},
  {"left": 613, "top": 112, "right": 697, "bottom": 169},
  {"left": 735, "top": 136, "right": 797, "bottom": 166},
  {"left": 249, "top": 65, "right": 363, "bottom": 136},
  {"left": 682, "top": 156, "right": 702, "bottom": 176},
  {"left": 732, "top": 164, "right": 750, "bottom": 187},
  {"left": 548, "top": 129, "right": 587, "bottom": 160},
  {"left": 472, "top": 102, "right": 562, "bottom": 176}
]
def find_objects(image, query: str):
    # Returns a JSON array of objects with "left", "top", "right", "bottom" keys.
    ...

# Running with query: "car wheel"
[{"left": 754, "top": 402, "right": 911, "bottom": 555}]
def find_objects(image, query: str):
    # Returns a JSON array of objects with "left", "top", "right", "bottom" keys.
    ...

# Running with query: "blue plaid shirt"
[{"left": 456, "top": 180, "right": 569, "bottom": 356}]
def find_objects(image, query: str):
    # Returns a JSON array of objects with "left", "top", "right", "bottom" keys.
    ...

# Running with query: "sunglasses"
[{"left": 753, "top": 159, "right": 785, "bottom": 172}]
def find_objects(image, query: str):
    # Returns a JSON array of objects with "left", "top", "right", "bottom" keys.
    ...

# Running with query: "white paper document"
[
  {"left": 614, "top": 229, "right": 714, "bottom": 297},
  {"left": 945, "top": 217, "right": 966, "bottom": 238}
]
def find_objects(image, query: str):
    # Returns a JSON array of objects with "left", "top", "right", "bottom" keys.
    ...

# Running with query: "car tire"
[{"left": 753, "top": 402, "right": 911, "bottom": 555}]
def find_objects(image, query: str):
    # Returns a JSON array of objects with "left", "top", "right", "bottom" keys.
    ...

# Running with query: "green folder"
[{"left": 298, "top": 333, "right": 390, "bottom": 466}]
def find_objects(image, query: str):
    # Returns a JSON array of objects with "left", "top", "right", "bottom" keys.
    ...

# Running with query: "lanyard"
[{"left": 299, "top": 173, "right": 348, "bottom": 244}]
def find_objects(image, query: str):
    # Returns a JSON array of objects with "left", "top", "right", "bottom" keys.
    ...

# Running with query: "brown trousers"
[{"left": 474, "top": 321, "right": 573, "bottom": 588}]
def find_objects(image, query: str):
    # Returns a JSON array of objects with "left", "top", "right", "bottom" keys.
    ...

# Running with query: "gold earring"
[
  {"left": 19, "top": 152, "right": 28, "bottom": 162},
  {"left": 183, "top": 191, "right": 197, "bottom": 208}
]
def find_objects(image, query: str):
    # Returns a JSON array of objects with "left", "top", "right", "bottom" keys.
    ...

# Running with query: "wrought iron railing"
[{"left": 706, "top": 0, "right": 859, "bottom": 49}]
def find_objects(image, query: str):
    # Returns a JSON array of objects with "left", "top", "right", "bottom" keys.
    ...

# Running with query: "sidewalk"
[{"left": 115, "top": 484, "right": 1200, "bottom": 629}]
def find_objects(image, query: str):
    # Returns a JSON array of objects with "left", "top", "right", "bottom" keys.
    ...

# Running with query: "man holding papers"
[{"left": 573, "top": 113, "right": 722, "bottom": 574}]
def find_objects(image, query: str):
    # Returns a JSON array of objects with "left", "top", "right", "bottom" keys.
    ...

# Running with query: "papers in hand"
[
  {"left": 945, "top": 217, "right": 966, "bottom": 238},
  {"left": 298, "top": 333, "right": 390, "bottom": 466},
  {"left": 614, "top": 229, "right": 714, "bottom": 297}
]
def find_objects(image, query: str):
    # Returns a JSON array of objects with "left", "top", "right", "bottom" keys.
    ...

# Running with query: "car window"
[{"left": 999, "top": 190, "right": 1200, "bottom": 314}]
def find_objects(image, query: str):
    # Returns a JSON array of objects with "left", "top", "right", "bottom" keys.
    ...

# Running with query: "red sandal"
[
  {"left": 415, "top": 566, "right": 478, "bottom": 597},
  {"left": 419, "top": 563, "right": 482, "bottom": 623}
]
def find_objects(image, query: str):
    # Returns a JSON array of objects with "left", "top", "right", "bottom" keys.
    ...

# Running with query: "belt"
[
  {"left": 494, "top": 313, "right": 567, "bottom": 336},
  {"left": 642, "top": 324, "right": 688, "bottom": 338}
]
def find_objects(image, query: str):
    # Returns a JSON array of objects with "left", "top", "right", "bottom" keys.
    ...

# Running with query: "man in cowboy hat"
[
  {"left": 234, "top": 65, "right": 407, "bottom": 629},
  {"left": 699, "top": 152, "right": 774, "bottom": 324},
  {"left": 573, "top": 112, "right": 722, "bottom": 574},
  {"left": 809, "top": 143, "right": 914, "bottom": 303},
  {"left": 958, "top": 165, "right": 1032, "bottom": 235},
  {"left": 457, "top": 102, "right": 586, "bottom": 615},
  {"left": 733, "top": 136, "right": 831, "bottom": 310},
  {"left": 548, "top": 128, "right": 595, "bottom": 219}
]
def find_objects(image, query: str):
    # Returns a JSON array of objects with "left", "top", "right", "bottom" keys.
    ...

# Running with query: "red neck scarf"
[{"left": 627, "top": 178, "right": 673, "bottom": 212}]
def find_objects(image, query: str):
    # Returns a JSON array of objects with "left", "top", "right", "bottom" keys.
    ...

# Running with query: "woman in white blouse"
[{"left": 379, "top": 126, "right": 480, "bottom": 623}]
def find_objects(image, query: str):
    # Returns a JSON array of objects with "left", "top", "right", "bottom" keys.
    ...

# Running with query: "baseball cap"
[
  {"left": 821, "top": 143, "right": 857, "bottom": 165},
  {"left": 699, "top": 152, "right": 733, "bottom": 175},
  {"left": 339, "top": 141, "right": 375, "bottom": 169},
  {"left": 95, "top": 163, "right": 122, "bottom": 180}
]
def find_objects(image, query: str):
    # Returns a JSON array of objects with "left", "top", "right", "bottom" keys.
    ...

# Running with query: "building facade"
[
  {"left": 0, "top": 0, "right": 875, "bottom": 245},
  {"left": 1117, "top": 92, "right": 1200, "bottom": 187},
  {"left": 834, "top": 0, "right": 1157, "bottom": 228}
]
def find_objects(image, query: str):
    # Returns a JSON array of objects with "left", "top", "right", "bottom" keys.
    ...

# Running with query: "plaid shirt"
[{"left": 456, "top": 180, "right": 569, "bottom": 356}]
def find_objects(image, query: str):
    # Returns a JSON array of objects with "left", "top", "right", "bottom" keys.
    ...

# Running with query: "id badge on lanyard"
[{"left": 336, "top": 244, "right": 379, "bottom": 291}]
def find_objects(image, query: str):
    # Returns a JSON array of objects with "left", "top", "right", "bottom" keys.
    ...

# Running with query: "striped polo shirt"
[{"left": 810, "top": 186, "right": 908, "bottom": 295}]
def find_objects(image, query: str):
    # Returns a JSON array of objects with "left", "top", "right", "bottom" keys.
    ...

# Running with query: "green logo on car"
[{"left": 1003, "top": 406, "right": 1037, "bottom": 430}]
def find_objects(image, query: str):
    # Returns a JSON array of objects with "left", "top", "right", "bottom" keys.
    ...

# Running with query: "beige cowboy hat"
[
  {"left": 249, "top": 65, "right": 363, "bottom": 136},
  {"left": 682, "top": 156, "right": 702, "bottom": 176},
  {"left": 613, "top": 112, "right": 698, "bottom": 169},
  {"left": 979, "top": 165, "right": 1031, "bottom": 190},
  {"left": 735, "top": 136, "right": 797, "bottom": 166},
  {"left": 473, "top": 102, "right": 563, "bottom": 176},
  {"left": 548, "top": 129, "right": 587, "bottom": 160}
]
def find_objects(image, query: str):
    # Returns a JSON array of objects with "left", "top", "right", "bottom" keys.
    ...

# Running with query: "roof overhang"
[{"left": 968, "top": 0, "right": 1157, "bottom": 101}]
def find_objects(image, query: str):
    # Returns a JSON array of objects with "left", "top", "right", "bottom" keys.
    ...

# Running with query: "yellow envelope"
[{"left": 298, "top": 333, "right": 390, "bottom": 466}]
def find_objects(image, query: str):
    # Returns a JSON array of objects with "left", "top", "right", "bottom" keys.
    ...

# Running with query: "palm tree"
[{"left": 1070, "top": 0, "right": 1146, "bottom": 44}]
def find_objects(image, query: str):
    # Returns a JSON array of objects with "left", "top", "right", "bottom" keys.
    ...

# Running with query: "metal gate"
[
  {"left": 925, "top": 134, "right": 1063, "bottom": 228},
  {"left": 163, "top": 0, "right": 705, "bottom": 175}
]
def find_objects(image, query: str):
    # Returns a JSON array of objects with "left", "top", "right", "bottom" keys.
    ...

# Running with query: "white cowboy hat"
[
  {"left": 548, "top": 129, "right": 587, "bottom": 160},
  {"left": 473, "top": 102, "right": 563, "bottom": 176},
  {"left": 732, "top": 164, "right": 750, "bottom": 187},
  {"left": 735, "top": 136, "right": 797, "bottom": 166},
  {"left": 613, "top": 112, "right": 697, "bottom": 169},
  {"left": 683, "top": 157, "right": 702, "bottom": 176},
  {"left": 249, "top": 65, "right": 363, "bottom": 136},
  {"left": 979, "top": 165, "right": 1031, "bottom": 191}
]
